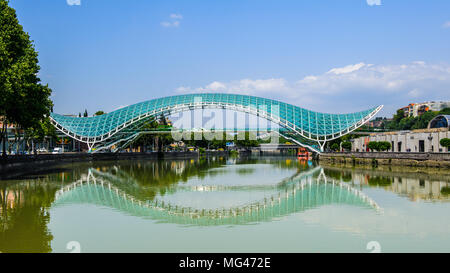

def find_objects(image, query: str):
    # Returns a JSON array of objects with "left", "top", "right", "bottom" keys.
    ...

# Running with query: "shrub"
[
  {"left": 330, "top": 143, "right": 340, "bottom": 152},
  {"left": 378, "top": 141, "right": 392, "bottom": 152},
  {"left": 368, "top": 141, "right": 391, "bottom": 152},
  {"left": 441, "top": 187, "right": 450, "bottom": 195},
  {"left": 440, "top": 138, "right": 450, "bottom": 149},
  {"left": 342, "top": 141, "right": 352, "bottom": 151},
  {"left": 368, "top": 142, "right": 379, "bottom": 152}
]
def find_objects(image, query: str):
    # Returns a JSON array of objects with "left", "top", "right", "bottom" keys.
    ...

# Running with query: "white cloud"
[
  {"left": 170, "top": 14, "right": 183, "bottom": 20},
  {"left": 366, "top": 0, "right": 381, "bottom": 6},
  {"left": 175, "top": 62, "right": 450, "bottom": 115},
  {"left": 408, "top": 89, "right": 421, "bottom": 98},
  {"left": 327, "top": 62, "right": 366, "bottom": 75},
  {"left": 295, "top": 61, "right": 450, "bottom": 96},
  {"left": 161, "top": 13, "right": 183, "bottom": 28},
  {"left": 176, "top": 78, "right": 289, "bottom": 95},
  {"left": 443, "top": 21, "right": 450, "bottom": 29},
  {"left": 161, "top": 21, "right": 180, "bottom": 28},
  {"left": 67, "top": 0, "right": 81, "bottom": 6},
  {"left": 207, "top": 81, "right": 227, "bottom": 91}
]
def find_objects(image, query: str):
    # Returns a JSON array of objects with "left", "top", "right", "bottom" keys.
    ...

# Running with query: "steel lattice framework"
[{"left": 50, "top": 93, "right": 382, "bottom": 153}]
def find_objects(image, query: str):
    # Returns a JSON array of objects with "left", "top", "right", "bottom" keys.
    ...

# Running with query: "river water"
[{"left": 1, "top": 156, "right": 450, "bottom": 253}]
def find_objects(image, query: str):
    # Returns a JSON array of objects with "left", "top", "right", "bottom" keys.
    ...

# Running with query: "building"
[
  {"left": 398, "top": 101, "right": 450, "bottom": 117},
  {"left": 352, "top": 128, "right": 449, "bottom": 153},
  {"left": 366, "top": 117, "right": 391, "bottom": 129}
]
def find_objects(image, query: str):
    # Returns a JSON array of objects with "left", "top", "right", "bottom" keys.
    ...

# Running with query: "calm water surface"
[{"left": 1, "top": 156, "right": 450, "bottom": 253}]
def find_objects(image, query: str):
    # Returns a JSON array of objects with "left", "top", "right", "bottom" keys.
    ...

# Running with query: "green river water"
[{"left": 1, "top": 156, "right": 450, "bottom": 253}]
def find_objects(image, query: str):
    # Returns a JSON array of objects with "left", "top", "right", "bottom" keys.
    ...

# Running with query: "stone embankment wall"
[
  {"left": 0, "top": 152, "right": 203, "bottom": 179},
  {"left": 319, "top": 152, "right": 450, "bottom": 168}
]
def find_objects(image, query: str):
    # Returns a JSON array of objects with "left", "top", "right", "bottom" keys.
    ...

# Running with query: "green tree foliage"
[
  {"left": 341, "top": 141, "right": 352, "bottom": 151},
  {"left": 367, "top": 141, "right": 379, "bottom": 152},
  {"left": 24, "top": 117, "right": 57, "bottom": 153},
  {"left": 181, "top": 131, "right": 259, "bottom": 150},
  {"left": 439, "top": 108, "right": 450, "bottom": 115},
  {"left": 330, "top": 143, "right": 339, "bottom": 152},
  {"left": 0, "top": 0, "right": 53, "bottom": 156},
  {"left": 183, "top": 132, "right": 233, "bottom": 150},
  {"left": 393, "top": 109, "right": 405, "bottom": 124},
  {"left": 386, "top": 108, "right": 450, "bottom": 131},
  {"left": 377, "top": 141, "right": 391, "bottom": 151},
  {"left": 411, "top": 111, "right": 436, "bottom": 130},
  {"left": 132, "top": 116, "right": 164, "bottom": 152},
  {"left": 367, "top": 141, "right": 391, "bottom": 152},
  {"left": 83, "top": 109, "right": 88, "bottom": 117},
  {"left": 327, "top": 134, "right": 361, "bottom": 152},
  {"left": 158, "top": 113, "right": 168, "bottom": 126},
  {"left": 441, "top": 187, "right": 450, "bottom": 196},
  {"left": 440, "top": 138, "right": 450, "bottom": 149},
  {"left": 94, "top": 111, "right": 105, "bottom": 116},
  {"left": 235, "top": 132, "right": 259, "bottom": 148}
]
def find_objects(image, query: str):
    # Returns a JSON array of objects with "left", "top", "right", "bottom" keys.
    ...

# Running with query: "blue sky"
[{"left": 9, "top": 0, "right": 450, "bottom": 117}]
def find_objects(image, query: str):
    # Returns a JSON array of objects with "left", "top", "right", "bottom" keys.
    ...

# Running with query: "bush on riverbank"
[
  {"left": 441, "top": 187, "right": 450, "bottom": 195},
  {"left": 441, "top": 139, "right": 450, "bottom": 150},
  {"left": 368, "top": 141, "right": 392, "bottom": 152}
]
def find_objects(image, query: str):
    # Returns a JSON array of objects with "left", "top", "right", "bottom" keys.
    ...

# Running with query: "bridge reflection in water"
[{"left": 52, "top": 166, "right": 381, "bottom": 226}]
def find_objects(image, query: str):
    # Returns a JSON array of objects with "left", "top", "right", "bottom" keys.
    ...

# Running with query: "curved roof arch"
[
  {"left": 428, "top": 115, "right": 450, "bottom": 129},
  {"left": 50, "top": 93, "right": 382, "bottom": 145}
]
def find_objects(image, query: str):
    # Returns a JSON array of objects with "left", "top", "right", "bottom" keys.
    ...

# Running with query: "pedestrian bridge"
[
  {"left": 50, "top": 93, "right": 382, "bottom": 153},
  {"left": 53, "top": 167, "right": 381, "bottom": 226}
]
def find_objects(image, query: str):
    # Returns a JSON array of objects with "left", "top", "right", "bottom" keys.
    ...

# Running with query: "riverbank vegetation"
[
  {"left": 440, "top": 138, "right": 450, "bottom": 151},
  {"left": 367, "top": 141, "right": 392, "bottom": 152},
  {"left": 0, "top": 0, "right": 53, "bottom": 157},
  {"left": 385, "top": 108, "right": 450, "bottom": 131}
]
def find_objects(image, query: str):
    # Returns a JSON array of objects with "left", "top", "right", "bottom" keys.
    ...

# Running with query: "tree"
[
  {"left": 341, "top": 141, "right": 352, "bottom": 151},
  {"left": 25, "top": 117, "right": 57, "bottom": 153},
  {"left": 411, "top": 111, "right": 437, "bottom": 130},
  {"left": 158, "top": 113, "right": 168, "bottom": 126},
  {"left": 94, "top": 111, "right": 105, "bottom": 116},
  {"left": 439, "top": 108, "right": 450, "bottom": 115},
  {"left": 235, "top": 132, "right": 259, "bottom": 149},
  {"left": 1, "top": 0, "right": 53, "bottom": 157},
  {"left": 133, "top": 116, "right": 159, "bottom": 152},
  {"left": 440, "top": 138, "right": 450, "bottom": 151},
  {"left": 83, "top": 109, "right": 88, "bottom": 117},
  {"left": 367, "top": 141, "right": 391, "bottom": 152},
  {"left": 330, "top": 143, "right": 340, "bottom": 152},
  {"left": 385, "top": 107, "right": 450, "bottom": 132},
  {"left": 378, "top": 141, "right": 391, "bottom": 152},
  {"left": 367, "top": 141, "right": 379, "bottom": 152}
]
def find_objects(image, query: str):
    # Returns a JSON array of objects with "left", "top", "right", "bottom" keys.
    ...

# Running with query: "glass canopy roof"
[{"left": 50, "top": 93, "right": 382, "bottom": 149}]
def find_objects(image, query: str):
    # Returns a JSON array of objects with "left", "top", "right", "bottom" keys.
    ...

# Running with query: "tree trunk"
[
  {"left": 156, "top": 136, "right": 162, "bottom": 152},
  {"left": 1, "top": 121, "right": 6, "bottom": 158}
]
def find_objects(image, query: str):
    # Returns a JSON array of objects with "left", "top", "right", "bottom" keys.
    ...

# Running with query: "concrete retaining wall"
[
  {"left": 321, "top": 152, "right": 450, "bottom": 161},
  {"left": 0, "top": 152, "right": 201, "bottom": 179},
  {"left": 320, "top": 152, "right": 450, "bottom": 168}
]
